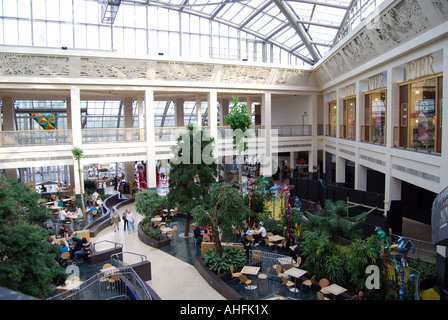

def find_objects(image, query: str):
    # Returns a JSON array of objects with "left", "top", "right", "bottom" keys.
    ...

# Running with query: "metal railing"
[
  {"left": 48, "top": 266, "right": 153, "bottom": 300},
  {"left": 0, "top": 129, "right": 72, "bottom": 146},
  {"left": 248, "top": 250, "right": 294, "bottom": 279},
  {"left": 111, "top": 251, "right": 148, "bottom": 267},
  {"left": 82, "top": 128, "right": 146, "bottom": 144},
  {"left": 390, "top": 234, "right": 436, "bottom": 264},
  {"left": 272, "top": 125, "right": 311, "bottom": 137}
]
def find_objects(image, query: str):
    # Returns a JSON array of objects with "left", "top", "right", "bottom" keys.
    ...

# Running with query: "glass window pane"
[
  {"left": 4, "top": 19, "right": 18, "bottom": 45},
  {"left": 46, "top": 0, "right": 60, "bottom": 21},
  {"left": 370, "top": 91, "right": 386, "bottom": 143},
  {"left": 47, "top": 22, "right": 60, "bottom": 47},
  {"left": 33, "top": 20, "right": 46, "bottom": 46},
  {"left": 409, "top": 79, "right": 437, "bottom": 152},
  {"left": 59, "top": 0, "right": 72, "bottom": 22},
  {"left": 61, "top": 23, "right": 74, "bottom": 48},
  {"left": 18, "top": 0, "right": 31, "bottom": 19}
]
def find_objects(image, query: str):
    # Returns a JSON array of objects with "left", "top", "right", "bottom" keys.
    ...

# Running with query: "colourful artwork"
[{"left": 31, "top": 113, "right": 58, "bottom": 130}]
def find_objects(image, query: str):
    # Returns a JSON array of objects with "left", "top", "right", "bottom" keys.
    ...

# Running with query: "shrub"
[
  {"left": 203, "top": 247, "right": 247, "bottom": 274},
  {"left": 140, "top": 216, "right": 163, "bottom": 241}
]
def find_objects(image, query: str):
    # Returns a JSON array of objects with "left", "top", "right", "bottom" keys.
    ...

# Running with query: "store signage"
[
  {"left": 407, "top": 55, "right": 434, "bottom": 80},
  {"left": 368, "top": 73, "right": 385, "bottom": 91}
]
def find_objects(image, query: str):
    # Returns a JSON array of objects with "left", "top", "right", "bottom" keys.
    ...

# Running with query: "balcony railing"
[
  {"left": 82, "top": 128, "right": 146, "bottom": 144},
  {"left": 271, "top": 124, "right": 311, "bottom": 137},
  {"left": 0, "top": 129, "right": 72, "bottom": 146},
  {"left": 217, "top": 125, "right": 265, "bottom": 139}
]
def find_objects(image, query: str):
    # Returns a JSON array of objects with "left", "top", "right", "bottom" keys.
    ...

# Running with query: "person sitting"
[
  {"left": 70, "top": 236, "right": 83, "bottom": 260},
  {"left": 253, "top": 222, "right": 267, "bottom": 246},
  {"left": 73, "top": 237, "right": 91, "bottom": 264},
  {"left": 58, "top": 207, "right": 69, "bottom": 223},
  {"left": 202, "top": 227, "right": 210, "bottom": 242},
  {"left": 57, "top": 240, "right": 69, "bottom": 265},
  {"left": 194, "top": 226, "right": 203, "bottom": 246}
]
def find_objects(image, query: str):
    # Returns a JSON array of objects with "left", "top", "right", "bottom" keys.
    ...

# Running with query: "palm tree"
[{"left": 71, "top": 147, "right": 86, "bottom": 221}]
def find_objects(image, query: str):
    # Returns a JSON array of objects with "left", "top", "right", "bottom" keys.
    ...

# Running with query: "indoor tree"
[
  {"left": 71, "top": 146, "right": 86, "bottom": 221},
  {"left": 191, "top": 182, "right": 248, "bottom": 257},
  {"left": 0, "top": 177, "right": 67, "bottom": 299},
  {"left": 224, "top": 96, "right": 252, "bottom": 189},
  {"left": 167, "top": 125, "right": 217, "bottom": 237}
]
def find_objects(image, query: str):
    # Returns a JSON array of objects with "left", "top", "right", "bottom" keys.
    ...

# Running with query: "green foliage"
[
  {"left": 224, "top": 96, "right": 252, "bottom": 152},
  {"left": 408, "top": 258, "right": 436, "bottom": 280},
  {"left": 140, "top": 216, "right": 164, "bottom": 241},
  {"left": 84, "top": 179, "right": 97, "bottom": 194},
  {"left": 192, "top": 183, "right": 248, "bottom": 256},
  {"left": 305, "top": 199, "right": 368, "bottom": 240},
  {"left": 203, "top": 247, "right": 247, "bottom": 274},
  {"left": 135, "top": 189, "right": 166, "bottom": 216},
  {"left": 0, "top": 177, "right": 67, "bottom": 299},
  {"left": 167, "top": 125, "right": 217, "bottom": 214}
]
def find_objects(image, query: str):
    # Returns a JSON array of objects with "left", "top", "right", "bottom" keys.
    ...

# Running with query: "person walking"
[
  {"left": 127, "top": 209, "right": 135, "bottom": 233},
  {"left": 111, "top": 211, "right": 120, "bottom": 232},
  {"left": 122, "top": 209, "right": 128, "bottom": 232}
]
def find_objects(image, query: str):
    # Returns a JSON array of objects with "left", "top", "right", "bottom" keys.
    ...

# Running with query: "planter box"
[
  {"left": 193, "top": 255, "right": 243, "bottom": 300},
  {"left": 138, "top": 224, "right": 172, "bottom": 249}
]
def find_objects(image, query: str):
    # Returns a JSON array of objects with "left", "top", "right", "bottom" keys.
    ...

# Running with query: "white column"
[
  {"left": 208, "top": 90, "right": 218, "bottom": 181},
  {"left": 355, "top": 163, "right": 367, "bottom": 191},
  {"left": 145, "top": 89, "right": 157, "bottom": 189},
  {"left": 176, "top": 98, "right": 184, "bottom": 127},
  {"left": 261, "top": 92, "right": 272, "bottom": 177},
  {"left": 335, "top": 156, "right": 345, "bottom": 186},
  {"left": 70, "top": 87, "right": 83, "bottom": 194},
  {"left": 384, "top": 175, "right": 401, "bottom": 217},
  {"left": 138, "top": 95, "right": 144, "bottom": 141},
  {"left": 196, "top": 94, "right": 202, "bottom": 127}
]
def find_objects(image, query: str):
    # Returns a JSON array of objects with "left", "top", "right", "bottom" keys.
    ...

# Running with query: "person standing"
[
  {"left": 122, "top": 209, "right": 128, "bottom": 232},
  {"left": 127, "top": 209, "right": 135, "bottom": 233}
]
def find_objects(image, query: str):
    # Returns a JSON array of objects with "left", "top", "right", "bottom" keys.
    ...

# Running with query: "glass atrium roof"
[{"left": 111, "top": 0, "right": 384, "bottom": 65}]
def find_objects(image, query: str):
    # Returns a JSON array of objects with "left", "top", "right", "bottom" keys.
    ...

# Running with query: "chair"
[
  {"left": 318, "top": 278, "right": 331, "bottom": 295},
  {"left": 167, "top": 229, "right": 177, "bottom": 239},
  {"left": 102, "top": 263, "right": 113, "bottom": 270},
  {"left": 108, "top": 274, "right": 120, "bottom": 289},
  {"left": 246, "top": 234, "right": 255, "bottom": 245},
  {"left": 281, "top": 275, "right": 295, "bottom": 292},
  {"left": 275, "top": 264, "right": 288, "bottom": 278},
  {"left": 91, "top": 209, "right": 98, "bottom": 216},
  {"left": 153, "top": 220, "right": 161, "bottom": 227},
  {"left": 251, "top": 250, "right": 263, "bottom": 266},
  {"left": 60, "top": 251, "right": 70, "bottom": 266},
  {"left": 317, "top": 291, "right": 330, "bottom": 300},
  {"left": 293, "top": 256, "right": 302, "bottom": 268},
  {"left": 238, "top": 274, "right": 253, "bottom": 290},
  {"left": 302, "top": 274, "right": 316, "bottom": 291},
  {"left": 257, "top": 267, "right": 270, "bottom": 280},
  {"left": 230, "top": 265, "right": 241, "bottom": 278},
  {"left": 277, "top": 239, "right": 287, "bottom": 251}
]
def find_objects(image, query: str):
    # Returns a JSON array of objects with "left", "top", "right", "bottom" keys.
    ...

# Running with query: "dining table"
[
  {"left": 57, "top": 278, "right": 84, "bottom": 291},
  {"left": 284, "top": 267, "right": 307, "bottom": 292},
  {"left": 268, "top": 235, "right": 285, "bottom": 251},
  {"left": 241, "top": 266, "right": 260, "bottom": 290},
  {"left": 324, "top": 283, "right": 347, "bottom": 299}
]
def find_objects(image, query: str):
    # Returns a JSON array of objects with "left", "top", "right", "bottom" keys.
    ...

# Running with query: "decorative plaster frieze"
[{"left": 0, "top": 53, "right": 69, "bottom": 76}]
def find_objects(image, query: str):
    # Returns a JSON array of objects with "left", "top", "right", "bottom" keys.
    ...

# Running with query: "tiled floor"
[{"left": 90, "top": 200, "right": 226, "bottom": 300}]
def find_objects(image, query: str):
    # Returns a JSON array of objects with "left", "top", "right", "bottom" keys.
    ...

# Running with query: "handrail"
[
  {"left": 92, "top": 240, "right": 123, "bottom": 254},
  {"left": 111, "top": 251, "right": 148, "bottom": 266},
  {"left": 48, "top": 266, "right": 153, "bottom": 300}
]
